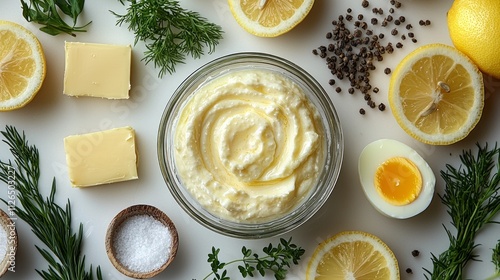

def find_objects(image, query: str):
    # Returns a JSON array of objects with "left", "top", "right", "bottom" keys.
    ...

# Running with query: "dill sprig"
[
  {"left": 112, "top": 0, "right": 224, "bottom": 78},
  {"left": 0, "top": 125, "right": 102, "bottom": 280},
  {"left": 203, "top": 237, "right": 305, "bottom": 280},
  {"left": 20, "top": 0, "right": 91, "bottom": 36},
  {"left": 425, "top": 143, "right": 500, "bottom": 280}
]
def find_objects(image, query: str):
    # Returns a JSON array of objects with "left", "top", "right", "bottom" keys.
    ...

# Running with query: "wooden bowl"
[
  {"left": 0, "top": 208, "right": 17, "bottom": 277},
  {"left": 105, "top": 204, "right": 179, "bottom": 279}
]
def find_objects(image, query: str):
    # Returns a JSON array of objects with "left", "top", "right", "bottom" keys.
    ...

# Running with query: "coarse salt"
[
  {"left": 0, "top": 226, "right": 7, "bottom": 260},
  {"left": 113, "top": 214, "right": 172, "bottom": 273}
]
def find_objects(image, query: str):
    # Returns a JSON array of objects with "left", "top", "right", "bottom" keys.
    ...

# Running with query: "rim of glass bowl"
[{"left": 157, "top": 52, "right": 344, "bottom": 239}]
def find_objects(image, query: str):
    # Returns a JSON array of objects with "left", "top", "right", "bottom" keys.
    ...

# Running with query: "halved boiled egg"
[{"left": 358, "top": 139, "right": 435, "bottom": 219}]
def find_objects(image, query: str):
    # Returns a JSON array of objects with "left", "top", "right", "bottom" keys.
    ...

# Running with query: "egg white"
[{"left": 358, "top": 139, "right": 436, "bottom": 219}]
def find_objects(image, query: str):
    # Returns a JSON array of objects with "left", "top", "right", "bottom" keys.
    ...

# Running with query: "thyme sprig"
[
  {"left": 425, "top": 143, "right": 500, "bottom": 280},
  {"left": 112, "top": 0, "right": 223, "bottom": 78},
  {"left": 20, "top": 0, "right": 91, "bottom": 36},
  {"left": 204, "top": 237, "right": 305, "bottom": 280},
  {"left": 490, "top": 241, "right": 500, "bottom": 279},
  {"left": 0, "top": 125, "right": 102, "bottom": 280}
]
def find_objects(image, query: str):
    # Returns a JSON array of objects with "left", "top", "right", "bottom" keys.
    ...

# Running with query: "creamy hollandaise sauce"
[{"left": 174, "top": 69, "right": 325, "bottom": 222}]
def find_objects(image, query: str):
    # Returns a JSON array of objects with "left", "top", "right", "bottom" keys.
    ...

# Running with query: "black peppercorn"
[
  {"left": 406, "top": 268, "right": 413, "bottom": 274},
  {"left": 411, "top": 250, "right": 420, "bottom": 257},
  {"left": 378, "top": 103, "right": 386, "bottom": 111},
  {"left": 362, "top": 0, "right": 369, "bottom": 8},
  {"left": 359, "top": 108, "right": 366, "bottom": 115},
  {"left": 384, "top": 67, "right": 391, "bottom": 74}
]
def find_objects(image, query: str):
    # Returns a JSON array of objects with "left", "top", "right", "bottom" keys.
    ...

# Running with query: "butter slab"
[
  {"left": 64, "top": 126, "right": 138, "bottom": 187},
  {"left": 63, "top": 42, "right": 131, "bottom": 99}
]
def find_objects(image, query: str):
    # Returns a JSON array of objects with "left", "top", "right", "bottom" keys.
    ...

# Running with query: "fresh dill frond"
[
  {"left": 112, "top": 0, "right": 224, "bottom": 78},
  {"left": 424, "top": 143, "right": 500, "bottom": 280},
  {"left": 0, "top": 125, "right": 102, "bottom": 280},
  {"left": 20, "top": 0, "right": 91, "bottom": 36}
]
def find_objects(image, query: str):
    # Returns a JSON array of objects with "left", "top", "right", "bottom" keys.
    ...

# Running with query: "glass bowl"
[{"left": 158, "top": 52, "right": 343, "bottom": 238}]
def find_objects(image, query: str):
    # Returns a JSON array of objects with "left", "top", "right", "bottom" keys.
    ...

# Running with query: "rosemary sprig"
[
  {"left": 424, "top": 143, "right": 500, "bottom": 280},
  {"left": 0, "top": 125, "right": 102, "bottom": 280},
  {"left": 111, "top": 0, "right": 224, "bottom": 78},
  {"left": 20, "top": 0, "right": 91, "bottom": 36},
  {"left": 203, "top": 237, "right": 305, "bottom": 280}
]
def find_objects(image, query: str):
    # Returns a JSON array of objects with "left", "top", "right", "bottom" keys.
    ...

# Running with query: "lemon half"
[
  {"left": 0, "top": 20, "right": 46, "bottom": 111},
  {"left": 228, "top": 0, "right": 314, "bottom": 37},
  {"left": 388, "top": 43, "right": 484, "bottom": 145},
  {"left": 306, "top": 231, "right": 400, "bottom": 280}
]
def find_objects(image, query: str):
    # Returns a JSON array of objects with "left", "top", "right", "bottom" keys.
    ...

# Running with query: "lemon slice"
[
  {"left": 0, "top": 20, "right": 46, "bottom": 111},
  {"left": 228, "top": 0, "right": 314, "bottom": 37},
  {"left": 388, "top": 43, "right": 484, "bottom": 145},
  {"left": 306, "top": 231, "right": 400, "bottom": 280}
]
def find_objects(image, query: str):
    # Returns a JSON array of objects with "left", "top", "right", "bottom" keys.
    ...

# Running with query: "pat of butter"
[
  {"left": 64, "top": 126, "right": 138, "bottom": 187},
  {"left": 63, "top": 42, "right": 131, "bottom": 99}
]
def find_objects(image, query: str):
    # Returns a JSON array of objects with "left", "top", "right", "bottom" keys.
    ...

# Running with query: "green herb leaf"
[
  {"left": 0, "top": 125, "right": 102, "bottom": 280},
  {"left": 425, "top": 143, "right": 500, "bottom": 280},
  {"left": 20, "top": 0, "right": 91, "bottom": 37},
  {"left": 203, "top": 237, "right": 305, "bottom": 280},
  {"left": 111, "top": 0, "right": 223, "bottom": 78}
]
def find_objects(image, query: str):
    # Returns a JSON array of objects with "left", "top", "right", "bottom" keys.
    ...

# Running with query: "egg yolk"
[{"left": 374, "top": 157, "right": 422, "bottom": 206}]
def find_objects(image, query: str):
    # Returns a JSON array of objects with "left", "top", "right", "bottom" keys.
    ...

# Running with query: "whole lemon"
[{"left": 447, "top": 0, "right": 500, "bottom": 79}]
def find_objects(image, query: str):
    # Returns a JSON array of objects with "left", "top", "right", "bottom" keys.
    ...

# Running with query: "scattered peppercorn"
[
  {"left": 314, "top": 1, "right": 428, "bottom": 115},
  {"left": 406, "top": 268, "right": 413, "bottom": 274},
  {"left": 412, "top": 38, "right": 417, "bottom": 43},
  {"left": 425, "top": 19, "right": 431, "bottom": 25},
  {"left": 411, "top": 250, "right": 420, "bottom": 257},
  {"left": 419, "top": 20, "right": 425, "bottom": 26}
]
